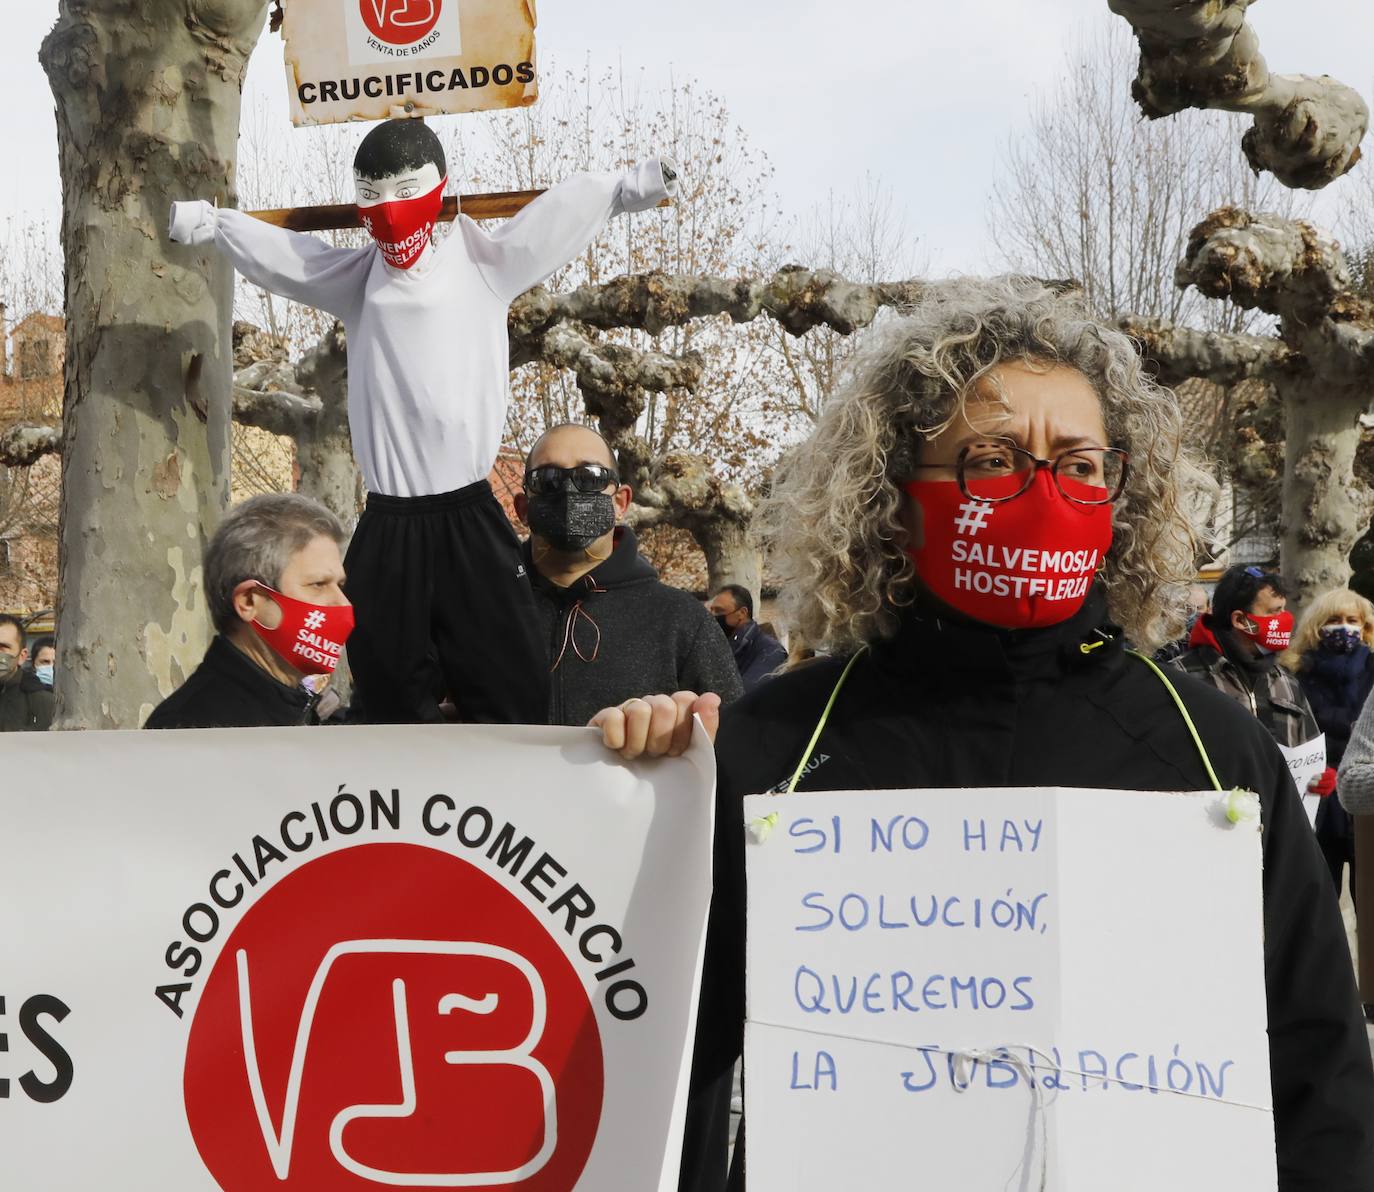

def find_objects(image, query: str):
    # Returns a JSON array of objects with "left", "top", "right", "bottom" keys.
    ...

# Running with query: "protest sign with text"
[
  {"left": 282, "top": 0, "right": 538, "bottom": 126},
  {"left": 1278, "top": 734, "right": 1326, "bottom": 828},
  {"left": 743, "top": 786, "right": 1275, "bottom": 1191},
  {"left": 0, "top": 723, "right": 712, "bottom": 1191}
]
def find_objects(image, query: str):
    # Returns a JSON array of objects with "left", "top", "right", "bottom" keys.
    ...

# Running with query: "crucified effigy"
[{"left": 169, "top": 6, "right": 679, "bottom": 726}]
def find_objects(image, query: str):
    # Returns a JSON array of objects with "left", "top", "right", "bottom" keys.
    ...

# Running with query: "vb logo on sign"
[
  {"left": 361, "top": 0, "right": 444, "bottom": 46},
  {"left": 184, "top": 844, "right": 604, "bottom": 1190}
]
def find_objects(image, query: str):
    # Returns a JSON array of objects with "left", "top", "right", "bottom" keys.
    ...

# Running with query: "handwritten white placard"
[{"left": 743, "top": 787, "right": 1275, "bottom": 1192}]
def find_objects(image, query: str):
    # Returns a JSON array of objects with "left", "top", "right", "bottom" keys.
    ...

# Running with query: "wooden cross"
[{"left": 250, "top": 188, "right": 669, "bottom": 232}]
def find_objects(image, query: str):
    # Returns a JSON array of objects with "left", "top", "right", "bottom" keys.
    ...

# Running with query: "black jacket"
[
  {"left": 0, "top": 669, "right": 51, "bottom": 731},
  {"left": 729, "top": 621, "right": 788, "bottom": 691},
  {"left": 525, "top": 527, "right": 744, "bottom": 727},
  {"left": 682, "top": 591, "right": 1373, "bottom": 1192},
  {"left": 144, "top": 635, "right": 322, "bottom": 729}
]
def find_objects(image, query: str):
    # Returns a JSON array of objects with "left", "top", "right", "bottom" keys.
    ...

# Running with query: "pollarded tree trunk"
[
  {"left": 293, "top": 322, "right": 361, "bottom": 531},
  {"left": 1173, "top": 207, "right": 1374, "bottom": 608},
  {"left": 1276, "top": 377, "right": 1374, "bottom": 601},
  {"left": 697, "top": 520, "right": 761, "bottom": 602},
  {"left": 40, "top": 1, "right": 267, "bottom": 728}
]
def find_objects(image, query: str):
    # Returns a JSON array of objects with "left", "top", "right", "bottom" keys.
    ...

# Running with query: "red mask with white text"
[
  {"left": 358, "top": 176, "right": 447, "bottom": 270},
  {"left": 1237, "top": 610, "right": 1293, "bottom": 654},
  {"left": 903, "top": 469, "right": 1113, "bottom": 630},
  {"left": 248, "top": 583, "right": 355, "bottom": 676}
]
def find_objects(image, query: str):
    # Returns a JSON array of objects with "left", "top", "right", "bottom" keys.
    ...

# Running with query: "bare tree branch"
[
  {"left": 1108, "top": 0, "right": 1368, "bottom": 189},
  {"left": 509, "top": 268, "right": 930, "bottom": 348},
  {"left": 1117, "top": 315, "right": 1299, "bottom": 386},
  {"left": 232, "top": 319, "right": 290, "bottom": 368},
  {"left": 1177, "top": 208, "right": 1374, "bottom": 364},
  {"left": 231, "top": 370, "right": 323, "bottom": 436},
  {"left": 0, "top": 423, "right": 61, "bottom": 468}
]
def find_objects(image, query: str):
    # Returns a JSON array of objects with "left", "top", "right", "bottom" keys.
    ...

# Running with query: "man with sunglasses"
[
  {"left": 515, "top": 424, "right": 743, "bottom": 727},
  {"left": 1172, "top": 563, "right": 1320, "bottom": 750}
]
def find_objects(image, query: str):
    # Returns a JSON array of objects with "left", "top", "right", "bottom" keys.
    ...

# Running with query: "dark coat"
[
  {"left": 24, "top": 670, "right": 54, "bottom": 731},
  {"left": 144, "top": 635, "right": 321, "bottom": 729},
  {"left": 525, "top": 527, "right": 744, "bottom": 727},
  {"left": 0, "top": 669, "right": 51, "bottom": 731},
  {"left": 1296, "top": 645, "right": 1374, "bottom": 842},
  {"left": 729, "top": 620, "right": 788, "bottom": 691},
  {"left": 1172, "top": 615, "right": 1320, "bottom": 747},
  {"left": 681, "top": 590, "right": 1374, "bottom": 1192}
]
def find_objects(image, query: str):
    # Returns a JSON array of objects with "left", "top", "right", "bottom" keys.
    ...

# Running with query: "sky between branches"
[{"left": 0, "top": 0, "right": 1372, "bottom": 273}]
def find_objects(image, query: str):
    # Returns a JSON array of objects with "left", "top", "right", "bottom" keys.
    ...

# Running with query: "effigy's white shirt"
[{"left": 173, "top": 163, "right": 672, "bottom": 497}]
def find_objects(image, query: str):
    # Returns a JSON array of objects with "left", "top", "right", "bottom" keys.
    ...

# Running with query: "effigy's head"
[{"left": 353, "top": 119, "right": 448, "bottom": 269}]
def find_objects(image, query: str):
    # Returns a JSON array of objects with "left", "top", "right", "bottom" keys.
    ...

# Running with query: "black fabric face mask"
[
  {"left": 527, "top": 491, "right": 616, "bottom": 553},
  {"left": 715, "top": 614, "right": 733, "bottom": 637}
]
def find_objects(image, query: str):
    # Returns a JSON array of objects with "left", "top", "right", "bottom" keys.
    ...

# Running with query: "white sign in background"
[
  {"left": 0, "top": 724, "right": 713, "bottom": 1192},
  {"left": 1278, "top": 734, "right": 1327, "bottom": 828},
  {"left": 744, "top": 787, "right": 1275, "bottom": 1192}
]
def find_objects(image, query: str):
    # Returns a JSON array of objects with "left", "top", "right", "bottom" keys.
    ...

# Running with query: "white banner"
[
  {"left": 0, "top": 723, "right": 713, "bottom": 1191},
  {"left": 743, "top": 787, "right": 1275, "bottom": 1191}
]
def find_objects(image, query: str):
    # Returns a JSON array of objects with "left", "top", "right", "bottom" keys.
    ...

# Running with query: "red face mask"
[
  {"left": 1237, "top": 610, "right": 1293, "bottom": 654},
  {"left": 903, "top": 469, "right": 1113, "bottom": 630},
  {"left": 357, "top": 176, "right": 447, "bottom": 270},
  {"left": 248, "top": 583, "right": 355, "bottom": 676}
]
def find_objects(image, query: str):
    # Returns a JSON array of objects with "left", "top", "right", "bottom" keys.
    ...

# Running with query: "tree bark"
[
  {"left": 1276, "top": 376, "right": 1374, "bottom": 599},
  {"left": 695, "top": 519, "right": 760, "bottom": 598},
  {"left": 627, "top": 451, "right": 759, "bottom": 595},
  {"left": 40, "top": 0, "right": 266, "bottom": 728}
]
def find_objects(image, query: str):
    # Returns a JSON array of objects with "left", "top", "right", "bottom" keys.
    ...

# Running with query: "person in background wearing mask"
[
  {"left": 169, "top": 119, "right": 679, "bottom": 725},
  {"left": 628, "top": 278, "right": 1374, "bottom": 1192},
  {"left": 29, "top": 636, "right": 55, "bottom": 688},
  {"left": 0, "top": 615, "right": 51, "bottom": 731},
  {"left": 516, "top": 424, "right": 742, "bottom": 729},
  {"left": 706, "top": 584, "right": 787, "bottom": 692},
  {"left": 1151, "top": 583, "right": 1209, "bottom": 664},
  {"left": 145, "top": 494, "right": 354, "bottom": 729},
  {"left": 25, "top": 635, "right": 56, "bottom": 730},
  {"left": 1171, "top": 564, "right": 1320, "bottom": 749},
  {"left": 1284, "top": 590, "right": 1374, "bottom": 901}
]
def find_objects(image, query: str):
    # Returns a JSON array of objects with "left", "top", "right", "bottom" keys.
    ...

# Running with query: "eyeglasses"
[
  {"left": 523, "top": 463, "right": 620, "bottom": 496},
  {"left": 912, "top": 441, "right": 1130, "bottom": 506}
]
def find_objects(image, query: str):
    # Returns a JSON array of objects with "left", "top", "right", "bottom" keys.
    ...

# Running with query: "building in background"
[{"left": 0, "top": 309, "right": 63, "bottom": 616}]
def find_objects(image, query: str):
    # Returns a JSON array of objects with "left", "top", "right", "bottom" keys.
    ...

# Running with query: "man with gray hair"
[{"left": 145, "top": 494, "right": 354, "bottom": 729}]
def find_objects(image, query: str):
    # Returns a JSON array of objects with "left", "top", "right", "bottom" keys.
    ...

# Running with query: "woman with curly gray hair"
[{"left": 672, "top": 277, "right": 1373, "bottom": 1192}]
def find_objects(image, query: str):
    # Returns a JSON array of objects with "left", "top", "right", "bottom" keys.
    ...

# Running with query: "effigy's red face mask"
[
  {"left": 903, "top": 470, "right": 1113, "bottom": 630},
  {"left": 356, "top": 170, "right": 447, "bottom": 269},
  {"left": 248, "top": 583, "right": 355, "bottom": 675}
]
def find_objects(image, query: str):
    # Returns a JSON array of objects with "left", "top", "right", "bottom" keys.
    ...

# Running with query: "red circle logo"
[
  {"left": 360, "top": 0, "right": 443, "bottom": 46},
  {"left": 184, "top": 844, "right": 604, "bottom": 1190}
]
